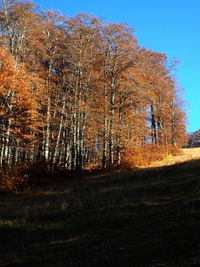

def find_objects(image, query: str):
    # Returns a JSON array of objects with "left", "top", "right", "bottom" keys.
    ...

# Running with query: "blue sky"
[{"left": 34, "top": 0, "right": 200, "bottom": 132}]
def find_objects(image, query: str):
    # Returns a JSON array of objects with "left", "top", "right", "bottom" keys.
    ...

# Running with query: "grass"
[{"left": 1, "top": 151, "right": 200, "bottom": 266}]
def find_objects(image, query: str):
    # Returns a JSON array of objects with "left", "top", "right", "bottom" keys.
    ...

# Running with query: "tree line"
[
  {"left": 0, "top": 0, "right": 187, "bottom": 174},
  {"left": 186, "top": 130, "right": 200, "bottom": 148}
]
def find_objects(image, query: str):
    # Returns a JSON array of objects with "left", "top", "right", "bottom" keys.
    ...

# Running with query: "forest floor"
[{"left": 0, "top": 148, "right": 200, "bottom": 266}]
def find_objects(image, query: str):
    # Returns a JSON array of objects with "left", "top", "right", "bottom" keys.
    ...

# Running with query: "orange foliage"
[
  {"left": 120, "top": 144, "right": 181, "bottom": 168},
  {"left": 0, "top": 173, "right": 29, "bottom": 192},
  {"left": 0, "top": 2, "right": 188, "bottom": 176},
  {"left": 0, "top": 48, "right": 39, "bottom": 141}
]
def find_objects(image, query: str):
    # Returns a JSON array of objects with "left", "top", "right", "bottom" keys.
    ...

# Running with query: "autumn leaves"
[{"left": 0, "top": 0, "right": 187, "bottom": 173}]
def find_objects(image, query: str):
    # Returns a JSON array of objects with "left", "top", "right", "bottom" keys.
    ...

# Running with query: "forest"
[{"left": 0, "top": 0, "right": 188, "bottom": 190}]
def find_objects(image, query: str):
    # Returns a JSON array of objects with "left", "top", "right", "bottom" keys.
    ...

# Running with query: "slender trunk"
[
  {"left": 102, "top": 46, "right": 111, "bottom": 169},
  {"left": 117, "top": 93, "right": 123, "bottom": 166},
  {"left": 71, "top": 80, "right": 78, "bottom": 171},
  {"left": 4, "top": 105, "right": 13, "bottom": 169},
  {"left": 109, "top": 75, "right": 115, "bottom": 165},
  {"left": 75, "top": 66, "right": 83, "bottom": 170},
  {"left": 78, "top": 110, "right": 86, "bottom": 171},
  {"left": 52, "top": 96, "right": 66, "bottom": 172},
  {"left": 103, "top": 89, "right": 108, "bottom": 169},
  {"left": 75, "top": 109, "right": 80, "bottom": 169},
  {"left": 151, "top": 103, "right": 157, "bottom": 144},
  {"left": 157, "top": 114, "right": 162, "bottom": 145},
  {"left": 109, "top": 93, "right": 114, "bottom": 165},
  {"left": 45, "top": 95, "right": 51, "bottom": 163},
  {"left": 171, "top": 99, "right": 176, "bottom": 146},
  {"left": 71, "top": 111, "right": 76, "bottom": 171},
  {"left": 45, "top": 60, "right": 53, "bottom": 169},
  {"left": 65, "top": 140, "right": 70, "bottom": 169},
  {"left": 0, "top": 140, "right": 5, "bottom": 167},
  {"left": 14, "top": 141, "right": 19, "bottom": 164}
]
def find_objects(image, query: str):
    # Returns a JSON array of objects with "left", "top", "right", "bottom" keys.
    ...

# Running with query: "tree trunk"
[
  {"left": 52, "top": 96, "right": 66, "bottom": 172},
  {"left": 171, "top": 99, "right": 176, "bottom": 146},
  {"left": 117, "top": 93, "right": 123, "bottom": 166},
  {"left": 103, "top": 84, "right": 108, "bottom": 169},
  {"left": 45, "top": 95, "right": 51, "bottom": 164},
  {"left": 151, "top": 103, "right": 157, "bottom": 144},
  {"left": 109, "top": 85, "right": 115, "bottom": 165}
]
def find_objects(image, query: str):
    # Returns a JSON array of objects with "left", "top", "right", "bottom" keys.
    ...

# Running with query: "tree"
[
  {"left": 0, "top": 48, "right": 38, "bottom": 169},
  {"left": 187, "top": 130, "right": 200, "bottom": 148},
  {"left": 0, "top": 1, "right": 188, "bottom": 175}
]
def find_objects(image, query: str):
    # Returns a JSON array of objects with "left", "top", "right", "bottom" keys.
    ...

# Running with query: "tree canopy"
[{"left": 0, "top": 0, "right": 188, "bottom": 175}]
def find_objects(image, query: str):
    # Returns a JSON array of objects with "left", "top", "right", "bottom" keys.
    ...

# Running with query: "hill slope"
[
  {"left": 148, "top": 147, "right": 200, "bottom": 167},
  {"left": 0, "top": 148, "right": 200, "bottom": 266}
]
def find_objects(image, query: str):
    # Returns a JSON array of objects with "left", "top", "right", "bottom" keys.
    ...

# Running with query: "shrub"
[
  {"left": 120, "top": 144, "right": 181, "bottom": 168},
  {"left": 0, "top": 173, "right": 29, "bottom": 192}
]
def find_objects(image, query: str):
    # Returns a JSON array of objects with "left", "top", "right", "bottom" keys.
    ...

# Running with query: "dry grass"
[
  {"left": 147, "top": 147, "right": 200, "bottom": 168},
  {"left": 1, "top": 148, "right": 200, "bottom": 266}
]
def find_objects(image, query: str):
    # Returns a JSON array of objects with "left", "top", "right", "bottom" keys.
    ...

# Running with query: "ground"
[
  {"left": 0, "top": 148, "right": 200, "bottom": 266},
  {"left": 148, "top": 147, "right": 200, "bottom": 167}
]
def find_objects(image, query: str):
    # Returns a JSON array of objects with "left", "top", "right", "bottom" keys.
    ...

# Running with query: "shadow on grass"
[{"left": 1, "top": 158, "right": 200, "bottom": 266}]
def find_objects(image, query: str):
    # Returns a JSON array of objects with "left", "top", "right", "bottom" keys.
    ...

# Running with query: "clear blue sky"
[{"left": 34, "top": 0, "right": 200, "bottom": 133}]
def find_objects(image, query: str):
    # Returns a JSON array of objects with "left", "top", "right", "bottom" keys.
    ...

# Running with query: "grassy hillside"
[{"left": 0, "top": 149, "right": 200, "bottom": 266}]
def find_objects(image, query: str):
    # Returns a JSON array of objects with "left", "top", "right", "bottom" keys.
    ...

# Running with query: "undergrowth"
[
  {"left": 0, "top": 145, "right": 181, "bottom": 192},
  {"left": 121, "top": 144, "right": 181, "bottom": 168}
]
